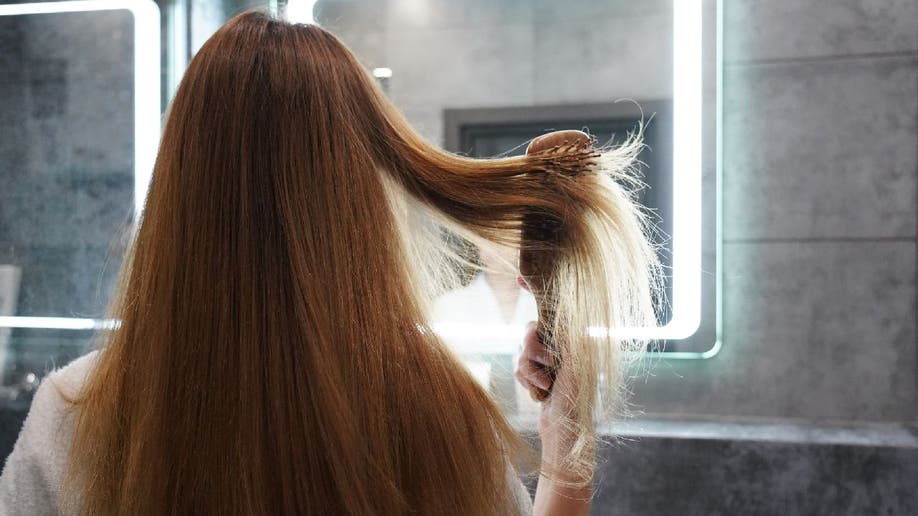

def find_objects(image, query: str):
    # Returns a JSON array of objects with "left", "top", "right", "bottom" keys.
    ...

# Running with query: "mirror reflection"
[
  {"left": 0, "top": 1, "right": 717, "bottom": 413},
  {"left": 0, "top": 8, "right": 135, "bottom": 389}
]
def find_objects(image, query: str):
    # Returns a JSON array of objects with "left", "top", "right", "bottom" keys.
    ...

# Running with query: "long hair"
[{"left": 62, "top": 11, "right": 659, "bottom": 515}]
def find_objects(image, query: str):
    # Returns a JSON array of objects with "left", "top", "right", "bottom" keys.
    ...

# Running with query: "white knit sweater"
[
  {"left": 0, "top": 352, "right": 96, "bottom": 515},
  {"left": 0, "top": 352, "right": 533, "bottom": 515}
]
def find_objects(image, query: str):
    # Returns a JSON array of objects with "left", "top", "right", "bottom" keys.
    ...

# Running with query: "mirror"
[
  {"left": 304, "top": 0, "right": 720, "bottom": 359},
  {"left": 0, "top": 0, "right": 159, "bottom": 387},
  {"left": 0, "top": 0, "right": 718, "bottom": 400}
]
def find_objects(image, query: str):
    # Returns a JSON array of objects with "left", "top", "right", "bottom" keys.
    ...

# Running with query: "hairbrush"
[{"left": 520, "top": 129, "right": 593, "bottom": 402}]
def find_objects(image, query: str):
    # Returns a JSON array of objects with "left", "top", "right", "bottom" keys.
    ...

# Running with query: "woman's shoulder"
[
  {"left": 41, "top": 350, "right": 100, "bottom": 399},
  {"left": 16, "top": 349, "right": 100, "bottom": 441},
  {"left": 0, "top": 351, "right": 100, "bottom": 515},
  {"left": 24, "top": 349, "right": 100, "bottom": 458}
]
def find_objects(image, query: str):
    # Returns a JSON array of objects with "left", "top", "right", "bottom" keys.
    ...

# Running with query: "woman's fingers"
[
  {"left": 520, "top": 321, "right": 554, "bottom": 367},
  {"left": 515, "top": 321, "right": 556, "bottom": 398},
  {"left": 523, "top": 344, "right": 552, "bottom": 368},
  {"left": 515, "top": 358, "right": 553, "bottom": 391},
  {"left": 515, "top": 372, "right": 550, "bottom": 402},
  {"left": 517, "top": 275, "right": 532, "bottom": 293}
]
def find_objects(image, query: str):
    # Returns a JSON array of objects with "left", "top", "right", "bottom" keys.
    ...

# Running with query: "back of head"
[
  {"left": 64, "top": 11, "right": 524, "bottom": 515},
  {"left": 63, "top": 9, "right": 659, "bottom": 516}
]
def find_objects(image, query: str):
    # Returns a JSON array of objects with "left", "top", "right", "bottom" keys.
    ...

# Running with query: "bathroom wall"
[{"left": 629, "top": 0, "right": 918, "bottom": 425}]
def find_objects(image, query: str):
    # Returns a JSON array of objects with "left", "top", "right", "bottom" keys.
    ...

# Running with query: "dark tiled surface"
[{"left": 592, "top": 436, "right": 918, "bottom": 516}]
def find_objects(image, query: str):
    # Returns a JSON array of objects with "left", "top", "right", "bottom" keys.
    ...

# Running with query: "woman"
[{"left": 0, "top": 11, "right": 658, "bottom": 515}]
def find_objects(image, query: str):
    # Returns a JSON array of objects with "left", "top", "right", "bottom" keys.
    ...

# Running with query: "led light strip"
[
  {"left": 663, "top": 0, "right": 704, "bottom": 341},
  {"left": 0, "top": 0, "right": 160, "bottom": 331},
  {"left": 0, "top": 316, "right": 117, "bottom": 330}
]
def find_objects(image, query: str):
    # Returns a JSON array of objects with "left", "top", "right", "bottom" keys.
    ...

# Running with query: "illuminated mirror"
[
  {"left": 0, "top": 0, "right": 718, "bottom": 405},
  {"left": 0, "top": 0, "right": 159, "bottom": 386},
  {"left": 298, "top": 0, "right": 721, "bottom": 360}
]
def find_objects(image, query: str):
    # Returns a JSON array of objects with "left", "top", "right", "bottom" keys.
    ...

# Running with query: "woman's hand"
[
  {"left": 515, "top": 320, "right": 578, "bottom": 462},
  {"left": 516, "top": 315, "right": 592, "bottom": 516}
]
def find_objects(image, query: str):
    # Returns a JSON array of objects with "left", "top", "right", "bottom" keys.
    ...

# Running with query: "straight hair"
[{"left": 62, "top": 10, "right": 659, "bottom": 515}]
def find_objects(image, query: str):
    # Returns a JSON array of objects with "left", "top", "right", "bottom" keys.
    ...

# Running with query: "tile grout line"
[
  {"left": 724, "top": 237, "right": 915, "bottom": 244},
  {"left": 725, "top": 50, "right": 918, "bottom": 68}
]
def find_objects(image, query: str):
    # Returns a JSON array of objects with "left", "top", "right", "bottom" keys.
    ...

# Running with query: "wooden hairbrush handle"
[{"left": 521, "top": 130, "right": 592, "bottom": 402}]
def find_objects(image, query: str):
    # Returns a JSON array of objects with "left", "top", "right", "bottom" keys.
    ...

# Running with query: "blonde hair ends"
[{"left": 61, "top": 11, "right": 660, "bottom": 515}]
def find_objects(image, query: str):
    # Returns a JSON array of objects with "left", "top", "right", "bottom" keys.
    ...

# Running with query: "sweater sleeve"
[
  {"left": 0, "top": 380, "right": 66, "bottom": 515},
  {"left": 514, "top": 476, "right": 534, "bottom": 515},
  {"left": 507, "top": 461, "right": 533, "bottom": 515},
  {"left": 0, "top": 352, "right": 97, "bottom": 516}
]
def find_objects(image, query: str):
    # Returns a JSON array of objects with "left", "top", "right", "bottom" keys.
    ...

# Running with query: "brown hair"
[{"left": 62, "top": 10, "right": 659, "bottom": 515}]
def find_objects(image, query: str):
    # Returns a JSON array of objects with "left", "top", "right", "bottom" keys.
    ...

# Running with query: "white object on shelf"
[{"left": 0, "top": 265, "right": 22, "bottom": 384}]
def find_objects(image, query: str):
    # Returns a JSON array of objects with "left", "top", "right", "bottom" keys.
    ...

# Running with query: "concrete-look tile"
[
  {"left": 533, "top": 0, "right": 671, "bottom": 23},
  {"left": 720, "top": 241, "right": 915, "bottom": 420},
  {"left": 532, "top": 11, "right": 673, "bottom": 104},
  {"left": 0, "top": 171, "right": 134, "bottom": 248},
  {"left": 722, "top": 57, "right": 917, "bottom": 240},
  {"left": 398, "top": 107, "right": 444, "bottom": 147},
  {"left": 385, "top": 0, "right": 533, "bottom": 31},
  {"left": 0, "top": 85, "right": 28, "bottom": 185},
  {"left": 24, "top": 10, "right": 133, "bottom": 72},
  {"left": 725, "top": 0, "right": 918, "bottom": 62},
  {"left": 313, "top": 2, "right": 390, "bottom": 70},
  {"left": 22, "top": 11, "right": 134, "bottom": 175},
  {"left": 314, "top": 0, "right": 389, "bottom": 37},
  {"left": 3, "top": 244, "right": 124, "bottom": 318},
  {"left": 0, "top": 18, "right": 24, "bottom": 71},
  {"left": 280, "top": 2, "right": 390, "bottom": 76},
  {"left": 593, "top": 437, "right": 918, "bottom": 516},
  {"left": 329, "top": 30, "right": 389, "bottom": 71},
  {"left": 385, "top": 24, "right": 535, "bottom": 110},
  {"left": 632, "top": 241, "right": 917, "bottom": 423}
]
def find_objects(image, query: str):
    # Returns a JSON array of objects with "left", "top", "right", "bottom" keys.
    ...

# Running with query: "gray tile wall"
[{"left": 630, "top": 0, "right": 918, "bottom": 424}]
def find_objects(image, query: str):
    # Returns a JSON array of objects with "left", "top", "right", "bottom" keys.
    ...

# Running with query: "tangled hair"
[{"left": 61, "top": 10, "right": 659, "bottom": 516}]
